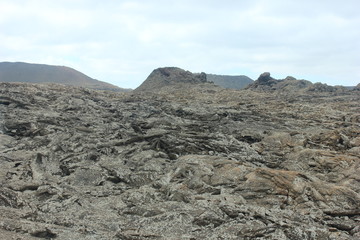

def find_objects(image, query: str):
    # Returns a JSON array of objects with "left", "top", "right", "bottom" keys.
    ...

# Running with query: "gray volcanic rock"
[
  {"left": 0, "top": 62, "right": 129, "bottom": 92},
  {"left": 353, "top": 83, "right": 360, "bottom": 90},
  {"left": 245, "top": 72, "right": 278, "bottom": 90},
  {"left": 134, "top": 67, "right": 207, "bottom": 92},
  {"left": 246, "top": 72, "right": 348, "bottom": 94},
  {"left": 0, "top": 80, "right": 359, "bottom": 239},
  {"left": 258, "top": 72, "right": 274, "bottom": 83},
  {"left": 206, "top": 74, "right": 253, "bottom": 89},
  {"left": 306, "top": 82, "right": 347, "bottom": 92}
]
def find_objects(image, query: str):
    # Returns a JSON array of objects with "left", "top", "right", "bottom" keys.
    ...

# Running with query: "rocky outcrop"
[
  {"left": 0, "top": 62, "right": 129, "bottom": 92},
  {"left": 258, "top": 72, "right": 275, "bottom": 83},
  {"left": 206, "top": 74, "right": 253, "bottom": 89},
  {"left": 245, "top": 72, "right": 279, "bottom": 91},
  {"left": 134, "top": 67, "right": 207, "bottom": 92},
  {"left": 246, "top": 72, "right": 348, "bottom": 94},
  {"left": 353, "top": 83, "right": 360, "bottom": 90},
  {"left": 0, "top": 80, "right": 359, "bottom": 239},
  {"left": 306, "top": 82, "right": 347, "bottom": 93}
]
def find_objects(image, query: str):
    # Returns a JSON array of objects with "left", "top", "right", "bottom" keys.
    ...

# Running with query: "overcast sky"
[{"left": 1, "top": 0, "right": 359, "bottom": 88}]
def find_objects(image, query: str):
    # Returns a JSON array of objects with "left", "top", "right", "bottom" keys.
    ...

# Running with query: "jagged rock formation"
[
  {"left": 246, "top": 72, "right": 347, "bottom": 93},
  {"left": 353, "top": 83, "right": 360, "bottom": 90},
  {"left": 206, "top": 74, "right": 253, "bottom": 89},
  {"left": 306, "top": 82, "right": 347, "bottom": 92},
  {"left": 246, "top": 72, "right": 312, "bottom": 92},
  {"left": 257, "top": 72, "right": 275, "bottom": 83},
  {"left": 134, "top": 67, "right": 207, "bottom": 92},
  {"left": 0, "top": 72, "right": 359, "bottom": 239},
  {"left": 0, "top": 62, "right": 129, "bottom": 92}
]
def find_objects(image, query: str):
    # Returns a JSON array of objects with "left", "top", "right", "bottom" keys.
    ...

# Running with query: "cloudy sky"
[{"left": 1, "top": 0, "right": 359, "bottom": 88}]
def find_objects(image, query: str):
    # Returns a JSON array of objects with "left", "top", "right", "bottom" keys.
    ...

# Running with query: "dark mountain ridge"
[
  {"left": 0, "top": 62, "right": 129, "bottom": 92},
  {"left": 206, "top": 74, "right": 253, "bottom": 89}
]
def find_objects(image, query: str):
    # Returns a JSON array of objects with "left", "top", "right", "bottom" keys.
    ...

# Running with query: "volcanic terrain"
[{"left": 0, "top": 68, "right": 359, "bottom": 239}]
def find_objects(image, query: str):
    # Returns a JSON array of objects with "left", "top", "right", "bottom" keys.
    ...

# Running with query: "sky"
[{"left": 1, "top": 0, "right": 359, "bottom": 89}]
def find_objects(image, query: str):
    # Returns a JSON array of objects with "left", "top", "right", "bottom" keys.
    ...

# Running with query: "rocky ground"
[{"left": 0, "top": 75, "right": 359, "bottom": 239}]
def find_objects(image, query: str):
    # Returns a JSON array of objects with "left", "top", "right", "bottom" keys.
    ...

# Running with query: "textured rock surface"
[{"left": 0, "top": 78, "right": 359, "bottom": 239}]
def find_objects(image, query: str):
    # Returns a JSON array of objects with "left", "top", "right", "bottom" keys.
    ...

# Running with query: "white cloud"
[{"left": 1, "top": 0, "right": 359, "bottom": 88}]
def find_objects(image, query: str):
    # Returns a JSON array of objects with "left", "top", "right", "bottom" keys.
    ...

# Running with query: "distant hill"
[
  {"left": 206, "top": 74, "right": 253, "bottom": 89},
  {"left": 134, "top": 67, "right": 208, "bottom": 92},
  {"left": 0, "top": 62, "right": 129, "bottom": 92}
]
